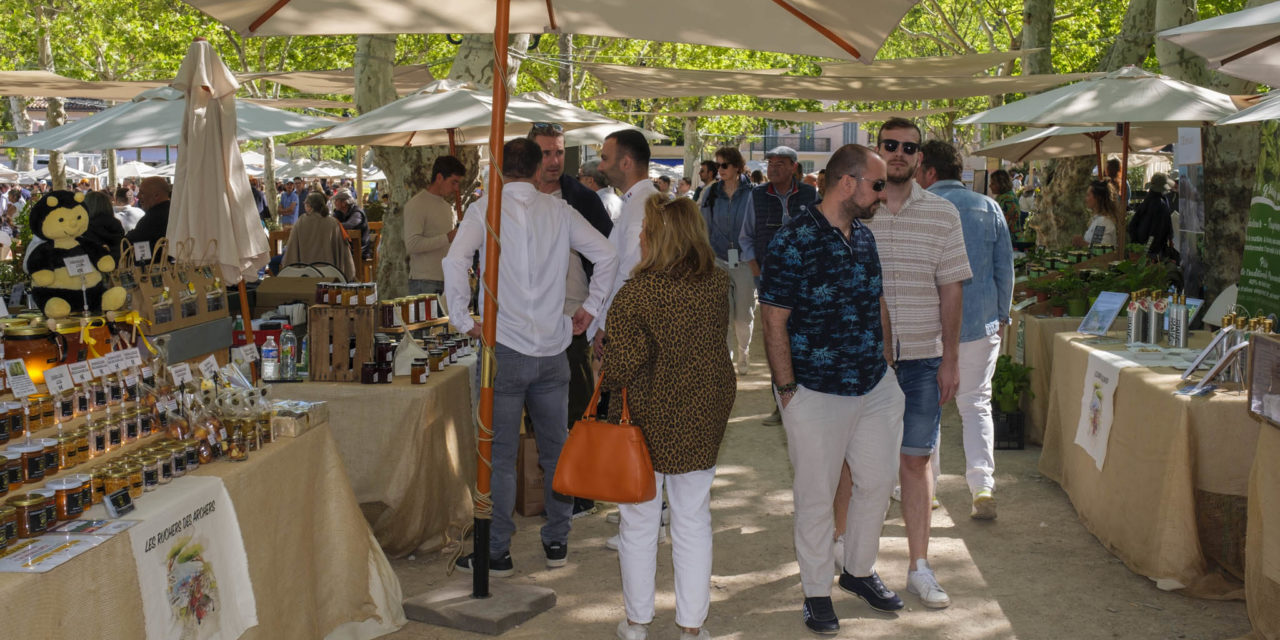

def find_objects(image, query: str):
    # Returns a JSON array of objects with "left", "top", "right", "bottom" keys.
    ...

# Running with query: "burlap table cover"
[
  {"left": 281, "top": 357, "right": 478, "bottom": 557},
  {"left": 1246, "top": 423, "right": 1280, "bottom": 639},
  {"left": 1003, "top": 311, "right": 1083, "bottom": 444},
  {"left": 0, "top": 422, "right": 405, "bottom": 638},
  {"left": 1039, "top": 331, "right": 1257, "bottom": 598}
]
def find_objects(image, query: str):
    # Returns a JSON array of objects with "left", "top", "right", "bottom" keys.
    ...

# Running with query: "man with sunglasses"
[
  {"left": 864, "top": 117, "right": 971, "bottom": 610},
  {"left": 738, "top": 145, "right": 817, "bottom": 425},
  {"left": 760, "top": 145, "right": 905, "bottom": 635},
  {"left": 916, "top": 140, "right": 1013, "bottom": 521},
  {"left": 529, "top": 121, "right": 615, "bottom": 521}
]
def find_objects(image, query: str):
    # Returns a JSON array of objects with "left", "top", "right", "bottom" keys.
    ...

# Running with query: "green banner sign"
[{"left": 1240, "top": 120, "right": 1280, "bottom": 317}]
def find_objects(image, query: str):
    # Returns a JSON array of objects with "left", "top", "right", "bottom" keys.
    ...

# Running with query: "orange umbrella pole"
[
  {"left": 448, "top": 129, "right": 463, "bottom": 221},
  {"left": 1118, "top": 122, "right": 1130, "bottom": 252},
  {"left": 473, "top": 0, "right": 510, "bottom": 600},
  {"left": 237, "top": 278, "right": 257, "bottom": 383}
]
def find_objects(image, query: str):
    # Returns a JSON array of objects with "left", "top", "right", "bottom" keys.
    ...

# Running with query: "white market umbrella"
[
  {"left": 513, "top": 92, "right": 666, "bottom": 146},
  {"left": 28, "top": 166, "right": 94, "bottom": 181},
  {"left": 1217, "top": 92, "right": 1280, "bottom": 125},
  {"left": 240, "top": 150, "right": 286, "bottom": 169},
  {"left": 167, "top": 39, "right": 270, "bottom": 290},
  {"left": 1158, "top": 1, "right": 1280, "bottom": 87},
  {"left": 0, "top": 166, "right": 17, "bottom": 181},
  {"left": 97, "top": 161, "right": 157, "bottom": 181},
  {"left": 292, "top": 79, "right": 621, "bottom": 148},
  {"left": 276, "top": 157, "right": 346, "bottom": 179},
  {"left": 152, "top": 163, "right": 178, "bottom": 178},
  {"left": 973, "top": 125, "right": 1179, "bottom": 163},
  {"left": 4, "top": 85, "right": 333, "bottom": 153}
]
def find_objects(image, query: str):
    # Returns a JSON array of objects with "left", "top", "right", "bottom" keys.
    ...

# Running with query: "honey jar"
[
  {"left": 2, "top": 451, "right": 22, "bottom": 489},
  {"left": 0, "top": 404, "right": 9, "bottom": 445},
  {"left": 153, "top": 452, "right": 173, "bottom": 484},
  {"left": 57, "top": 393, "right": 74, "bottom": 420},
  {"left": 106, "top": 416, "right": 123, "bottom": 450},
  {"left": 0, "top": 505, "right": 16, "bottom": 546},
  {"left": 75, "top": 428, "right": 90, "bottom": 461},
  {"left": 104, "top": 467, "right": 130, "bottom": 498},
  {"left": 411, "top": 359, "right": 429, "bottom": 384},
  {"left": 87, "top": 419, "right": 106, "bottom": 457},
  {"left": 90, "top": 467, "right": 109, "bottom": 504},
  {"left": 121, "top": 463, "right": 143, "bottom": 499},
  {"left": 401, "top": 297, "right": 417, "bottom": 324},
  {"left": 57, "top": 433, "right": 79, "bottom": 470},
  {"left": 8, "top": 494, "right": 47, "bottom": 538},
  {"left": 47, "top": 477, "right": 85, "bottom": 520},
  {"left": 123, "top": 409, "right": 140, "bottom": 444},
  {"left": 31, "top": 393, "right": 53, "bottom": 429},
  {"left": 10, "top": 443, "right": 45, "bottom": 483},
  {"left": 314, "top": 282, "right": 329, "bottom": 305},
  {"left": 255, "top": 414, "right": 274, "bottom": 445},
  {"left": 141, "top": 457, "right": 159, "bottom": 492},
  {"left": 359, "top": 282, "right": 377, "bottom": 305},
  {"left": 226, "top": 421, "right": 248, "bottom": 462},
  {"left": 68, "top": 473, "right": 92, "bottom": 510},
  {"left": 6, "top": 402, "right": 23, "bottom": 438},
  {"left": 167, "top": 443, "right": 188, "bottom": 477},
  {"left": 415, "top": 295, "right": 429, "bottom": 322},
  {"left": 379, "top": 301, "right": 397, "bottom": 327},
  {"left": 107, "top": 375, "right": 124, "bottom": 406},
  {"left": 346, "top": 284, "right": 362, "bottom": 307},
  {"left": 139, "top": 409, "right": 155, "bottom": 438},
  {"left": 186, "top": 441, "right": 204, "bottom": 469},
  {"left": 29, "top": 489, "right": 57, "bottom": 526},
  {"left": 444, "top": 340, "right": 458, "bottom": 364},
  {"left": 39, "top": 438, "right": 58, "bottom": 474}
]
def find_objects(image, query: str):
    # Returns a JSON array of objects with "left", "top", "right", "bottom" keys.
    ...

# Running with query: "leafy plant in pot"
[{"left": 992, "top": 355, "right": 1034, "bottom": 449}]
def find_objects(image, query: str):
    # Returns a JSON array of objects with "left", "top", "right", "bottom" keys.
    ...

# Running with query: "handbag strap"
[{"left": 583, "top": 375, "right": 631, "bottom": 424}]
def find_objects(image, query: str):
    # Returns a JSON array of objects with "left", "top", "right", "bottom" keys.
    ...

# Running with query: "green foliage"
[{"left": 992, "top": 355, "right": 1033, "bottom": 414}]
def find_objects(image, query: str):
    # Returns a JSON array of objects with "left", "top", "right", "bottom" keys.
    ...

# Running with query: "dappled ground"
[{"left": 384, "top": 317, "right": 1249, "bottom": 640}]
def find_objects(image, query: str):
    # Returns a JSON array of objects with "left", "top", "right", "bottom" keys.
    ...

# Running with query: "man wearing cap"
[{"left": 739, "top": 145, "right": 817, "bottom": 423}]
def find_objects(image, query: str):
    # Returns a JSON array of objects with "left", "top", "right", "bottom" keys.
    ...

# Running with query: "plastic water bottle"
[
  {"left": 261, "top": 336, "right": 280, "bottom": 381},
  {"left": 280, "top": 325, "right": 297, "bottom": 380}
]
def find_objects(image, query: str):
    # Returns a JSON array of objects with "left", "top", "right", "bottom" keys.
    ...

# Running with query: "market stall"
[
  {"left": 1003, "top": 310, "right": 1084, "bottom": 444},
  {"left": 1038, "top": 330, "right": 1256, "bottom": 597}
]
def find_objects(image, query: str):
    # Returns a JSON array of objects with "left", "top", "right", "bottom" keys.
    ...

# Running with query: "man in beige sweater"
[{"left": 403, "top": 155, "right": 467, "bottom": 294}]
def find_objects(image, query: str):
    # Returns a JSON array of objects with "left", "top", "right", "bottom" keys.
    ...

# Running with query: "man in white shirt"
[
  {"left": 589, "top": 129, "right": 658, "bottom": 354},
  {"left": 578, "top": 160, "right": 623, "bottom": 221},
  {"left": 443, "top": 138, "right": 618, "bottom": 577},
  {"left": 113, "top": 187, "right": 144, "bottom": 233}
]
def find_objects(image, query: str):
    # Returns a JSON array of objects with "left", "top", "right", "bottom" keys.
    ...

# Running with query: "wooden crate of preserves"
[{"left": 308, "top": 305, "right": 376, "bottom": 382}]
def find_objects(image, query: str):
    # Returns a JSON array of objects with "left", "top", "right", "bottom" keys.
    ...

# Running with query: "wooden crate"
[{"left": 308, "top": 305, "right": 376, "bottom": 382}]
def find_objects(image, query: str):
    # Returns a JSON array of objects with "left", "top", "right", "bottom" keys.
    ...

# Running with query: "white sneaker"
[
  {"left": 906, "top": 559, "right": 951, "bottom": 609},
  {"left": 616, "top": 620, "right": 648, "bottom": 640},
  {"left": 606, "top": 510, "right": 620, "bottom": 524},
  {"left": 680, "top": 628, "right": 711, "bottom": 640},
  {"left": 971, "top": 489, "right": 997, "bottom": 520},
  {"left": 606, "top": 535, "right": 620, "bottom": 551},
  {"left": 832, "top": 535, "right": 845, "bottom": 575},
  {"left": 891, "top": 485, "right": 901, "bottom": 502}
]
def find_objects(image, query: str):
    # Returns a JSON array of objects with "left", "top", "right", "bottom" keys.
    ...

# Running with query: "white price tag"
[
  {"left": 106, "top": 351, "right": 127, "bottom": 373},
  {"left": 141, "top": 366, "right": 153, "bottom": 380},
  {"left": 63, "top": 254, "right": 94, "bottom": 277},
  {"left": 236, "top": 344, "right": 258, "bottom": 363},
  {"left": 68, "top": 361, "right": 93, "bottom": 384},
  {"left": 125, "top": 373, "right": 138, "bottom": 388},
  {"left": 44, "top": 365, "right": 74, "bottom": 396},
  {"left": 170, "top": 363, "right": 193, "bottom": 386},
  {"left": 198, "top": 356, "right": 219, "bottom": 380},
  {"left": 123, "top": 347, "right": 144, "bottom": 368},
  {"left": 159, "top": 397, "right": 178, "bottom": 413},
  {"left": 87, "top": 356, "right": 112, "bottom": 377},
  {"left": 4, "top": 360, "right": 37, "bottom": 398},
  {"left": 132, "top": 241, "right": 152, "bottom": 262}
]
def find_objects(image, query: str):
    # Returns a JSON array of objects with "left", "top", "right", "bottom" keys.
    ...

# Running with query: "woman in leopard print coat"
[{"left": 603, "top": 194, "right": 735, "bottom": 640}]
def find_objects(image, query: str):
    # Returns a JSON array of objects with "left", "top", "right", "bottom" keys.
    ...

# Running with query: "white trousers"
[
  {"left": 956, "top": 333, "right": 1001, "bottom": 495},
  {"left": 721, "top": 261, "right": 756, "bottom": 367},
  {"left": 618, "top": 467, "right": 716, "bottom": 628},
  {"left": 780, "top": 372, "right": 904, "bottom": 596}
]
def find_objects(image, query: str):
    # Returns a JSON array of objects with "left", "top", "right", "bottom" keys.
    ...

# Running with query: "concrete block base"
[{"left": 403, "top": 579, "right": 556, "bottom": 635}]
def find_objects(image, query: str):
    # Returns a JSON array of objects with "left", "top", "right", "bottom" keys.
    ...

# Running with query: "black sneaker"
[
  {"left": 801, "top": 596, "right": 839, "bottom": 635},
  {"left": 571, "top": 498, "right": 597, "bottom": 520},
  {"left": 838, "top": 570, "right": 904, "bottom": 612},
  {"left": 455, "top": 551, "right": 514, "bottom": 577},
  {"left": 543, "top": 541, "right": 568, "bottom": 568}
]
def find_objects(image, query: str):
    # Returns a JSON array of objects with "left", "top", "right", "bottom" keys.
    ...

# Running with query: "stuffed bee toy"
[{"left": 23, "top": 190, "right": 127, "bottom": 318}]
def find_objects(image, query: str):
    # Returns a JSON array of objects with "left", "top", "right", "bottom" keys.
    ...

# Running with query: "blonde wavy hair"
[{"left": 632, "top": 194, "right": 716, "bottom": 279}]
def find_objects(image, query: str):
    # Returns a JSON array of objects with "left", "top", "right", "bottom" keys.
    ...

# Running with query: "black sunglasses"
[
  {"left": 530, "top": 122, "right": 564, "bottom": 133},
  {"left": 848, "top": 175, "right": 886, "bottom": 192},
  {"left": 718, "top": 162, "right": 733, "bottom": 170},
  {"left": 879, "top": 139, "right": 919, "bottom": 155}
]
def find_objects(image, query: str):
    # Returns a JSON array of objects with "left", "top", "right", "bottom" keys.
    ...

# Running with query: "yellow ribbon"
[
  {"left": 79, "top": 321, "right": 102, "bottom": 359},
  {"left": 116, "top": 312, "right": 157, "bottom": 355}
]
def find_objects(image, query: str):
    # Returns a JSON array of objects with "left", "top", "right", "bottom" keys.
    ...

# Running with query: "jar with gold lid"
[
  {"left": 139, "top": 409, "right": 155, "bottom": 438},
  {"left": 0, "top": 504, "right": 15, "bottom": 546},
  {"left": 74, "top": 428, "right": 89, "bottom": 462},
  {"left": 46, "top": 477, "right": 85, "bottom": 520},
  {"left": 428, "top": 349, "right": 445, "bottom": 372},
  {"left": 123, "top": 409, "right": 140, "bottom": 444},
  {"left": 39, "top": 438, "right": 58, "bottom": 475},
  {"left": 87, "top": 419, "right": 106, "bottom": 457},
  {"left": 57, "top": 433, "right": 79, "bottom": 470},
  {"left": 2, "top": 450, "right": 22, "bottom": 489},
  {"left": 10, "top": 442, "right": 44, "bottom": 483},
  {"left": 167, "top": 443, "right": 188, "bottom": 477},
  {"left": 29, "top": 489, "right": 57, "bottom": 526},
  {"left": 30, "top": 393, "right": 52, "bottom": 429},
  {"left": 411, "top": 358, "right": 428, "bottom": 384},
  {"left": 5, "top": 402, "right": 23, "bottom": 439},
  {"left": 107, "top": 375, "right": 124, "bottom": 406},
  {"left": 57, "top": 392, "right": 74, "bottom": 420},
  {"left": 153, "top": 452, "right": 173, "bottom": 484},
  {"left": 105, "top": 415, "right": 123, "bottom": 451},
  {"left": 104, "top": 467, "right": 130, "bottom": 499},
  {"left": 255, "top": 413, "right": 273, "bottom": 445},
  {"left": 141, "top": 457, "right": 159, "bottom": 492},
  {"left": 226, "top": 420, "right": 248, "bottom": 462},
  {"left": 121, "top": 462, "right": 143, "bottom": 499},
  {"left": 90, "top": 467, "right": 109, "bottom": 504},
  {"left": 358, "top": 282, "right": 376, "bottom": 306},
  {"left": 7, "top": 494, "right": 47, "bottom": 538},
  {"left": 68, "top": 473, "right": 92, "bottom": 510}
]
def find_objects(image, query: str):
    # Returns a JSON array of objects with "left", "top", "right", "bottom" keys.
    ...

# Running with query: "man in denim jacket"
[{"left": 917, "top": 140, "right": 1013, "bottom": 520}]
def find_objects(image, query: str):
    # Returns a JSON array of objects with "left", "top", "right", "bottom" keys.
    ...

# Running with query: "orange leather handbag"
[{"left": 552, "top": 378, "right": 656, "bottom": 504}]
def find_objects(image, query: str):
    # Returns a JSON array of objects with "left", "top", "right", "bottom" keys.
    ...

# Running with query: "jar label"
[
  {"left": 417, "top": 372, "right": 427, "bottom": 384},
  {"left": 143, "top": 468, "right": 158, "bottom": 486}
]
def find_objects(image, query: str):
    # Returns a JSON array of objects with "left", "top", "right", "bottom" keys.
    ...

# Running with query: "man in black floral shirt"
[{"left": 759, "top": 144, "right": 907, "bottom": 635}]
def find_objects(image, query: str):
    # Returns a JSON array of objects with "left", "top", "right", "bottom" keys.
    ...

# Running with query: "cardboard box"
[
  {"left": 253, "top": 276, "right": 340, "bottom": 317},
  {"left": 515, "top": 434, "right": 545, "bottom": 517}
]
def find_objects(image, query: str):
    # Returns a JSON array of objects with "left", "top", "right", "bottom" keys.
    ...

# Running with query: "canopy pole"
[
  {"left": 1087, "top": 132, "right": 1105, "bottom": 178},
  {"left": 1117, "top": 123, "right": 1130, "bottom": 252},
  {"left": 473, "top": 0, "right": 510, "bottom": 601},
  {"left": 448, "top": 129, "right": 462, "bottom": 220},
  {"left": 237, "top": 278, "right": 257, "bottom": 383}
]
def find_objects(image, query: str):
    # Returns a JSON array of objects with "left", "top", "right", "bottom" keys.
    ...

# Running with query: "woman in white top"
[{"left": 1073, "top": 180, "right": 1117, "bottom": 248}]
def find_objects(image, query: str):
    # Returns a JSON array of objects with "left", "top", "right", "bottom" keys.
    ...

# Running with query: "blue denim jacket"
[
  {"left": 927, "top": 180, "right": 1014, "bottom": 342},
  {"left": 700, "top": 174, "right": 754, "bottom": 261}
]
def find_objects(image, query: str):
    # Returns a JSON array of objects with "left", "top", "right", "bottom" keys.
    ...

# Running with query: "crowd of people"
[
  {"left": 0, "top": 176, "right": 172, "bottom": 262},
  {"left": 413, "top": 116, "right": 1021, "bottom": 639}
]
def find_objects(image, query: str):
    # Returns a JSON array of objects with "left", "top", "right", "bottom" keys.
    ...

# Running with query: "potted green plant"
[{"left": 992, "top": 355, "right": 1034, "bottom": 449}]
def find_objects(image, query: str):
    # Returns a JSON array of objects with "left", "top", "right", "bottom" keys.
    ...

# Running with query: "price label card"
[
  {"left": 159, "top": 397, "right": 178, "bottom": 413},
  {"left": 4, "top": 360, "right": 37, "bottom": 398},
  {"left": 68, "top": 361, "right": 93, "bottom": 384},
  {"left": 132, "top": 241, "right": 151, "bottom": 262},
  {"left": 44, "top": 365, "right": 74, "bottom": 396},
  {"left": 106, "top": 351, "right": 127, "bottom": 373},
  {"left": 141, "top": 366, "right": 153, "bottom": 380},
  {"left": 87, "top": 356, "right": 113, "bottom": 377},
  {"left": 124, "top": 373, "right": 138, "bottom": 388},
  {"left": 198, "top": 356, "right": 219, "bottom": 380},
  {"left": 170, "top": 363, "right": 193, "bottom": 386},
  {"left": 236, "top": 344, "right": 259, "bottom": 363},
  {"left": 123, "top": 347, "right": 144, "bottom": 369},
  {"left": 63, "top": 254, "right": 94, "bottom": 277}
]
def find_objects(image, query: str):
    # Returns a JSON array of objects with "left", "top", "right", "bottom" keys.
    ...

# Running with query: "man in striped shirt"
[{"left": 864, "top": 118, "right": 971, "bottom": 610}]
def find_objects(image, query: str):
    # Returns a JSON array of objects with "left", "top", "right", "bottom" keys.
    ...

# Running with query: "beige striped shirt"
[{"left": 865, "top": 182, "right": 972, "bottom": 361}]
